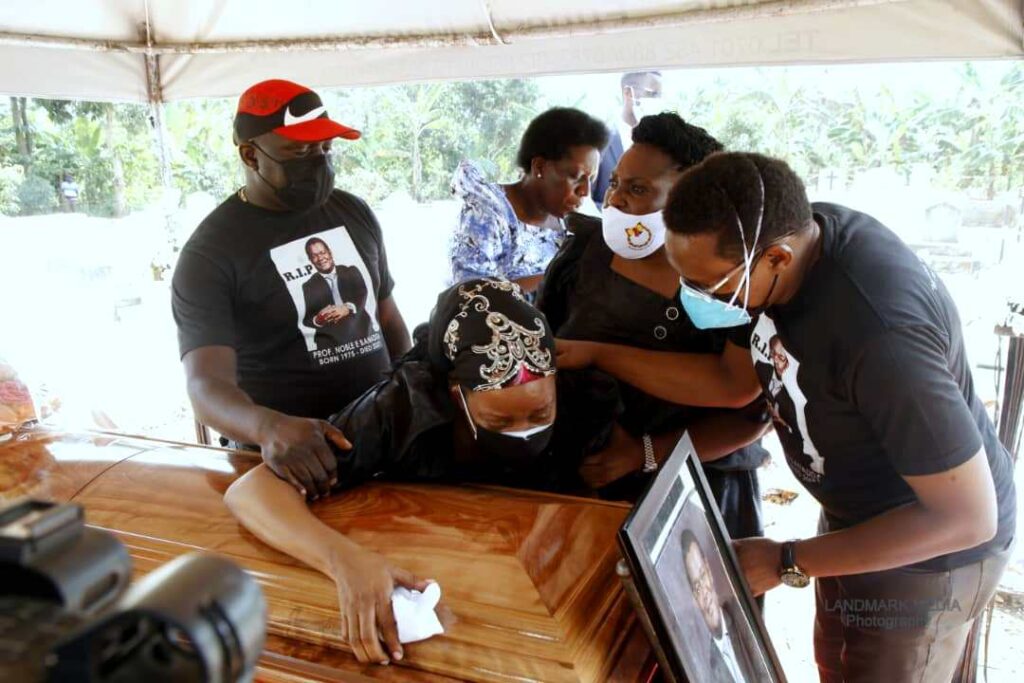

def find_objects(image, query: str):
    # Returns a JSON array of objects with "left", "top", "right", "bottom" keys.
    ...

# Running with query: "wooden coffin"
[{"left": 0, "top": 429, "right": 653, "bottom": 682}]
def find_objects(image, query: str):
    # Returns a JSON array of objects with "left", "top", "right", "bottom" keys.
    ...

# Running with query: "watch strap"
[
  {"left": 641, "top": 434, "right": 657, "bottom": 473},
  {"left": 781, "top": 540, "right": 797, "bottom": 570}
]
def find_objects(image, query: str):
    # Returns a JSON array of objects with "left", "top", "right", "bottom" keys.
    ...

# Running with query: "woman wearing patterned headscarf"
[{"left": 225, "top": 278, "right": 619, "bottom": 666}]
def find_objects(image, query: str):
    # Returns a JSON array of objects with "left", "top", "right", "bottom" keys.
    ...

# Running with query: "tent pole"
[
  {"left": 147, "top": 68, "right": 172, "bottom": 191},
  {"left": 141, "top": 22, "right": 172, "bottom": 191}
]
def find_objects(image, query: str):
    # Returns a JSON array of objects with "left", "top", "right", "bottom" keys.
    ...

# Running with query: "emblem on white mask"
[{"left": 602, "top": 205, "right": 667, "bottom": 259}]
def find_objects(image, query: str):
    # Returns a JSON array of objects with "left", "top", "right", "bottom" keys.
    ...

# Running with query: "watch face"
[{"left": 780, "top": 570, "right": 810, "bottom": 588}]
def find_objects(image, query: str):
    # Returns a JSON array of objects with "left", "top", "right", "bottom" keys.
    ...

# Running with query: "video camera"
[{"left": 0, "top": 499, "right": 266, "bottom": 682}]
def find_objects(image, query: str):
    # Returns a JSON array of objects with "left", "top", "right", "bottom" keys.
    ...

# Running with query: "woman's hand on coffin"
[
  {"left": 331, "top": 546, "right": 430, "bottom": 665},
  {"left": 258, "top": 414, "right": 351, "bottom": 499},
  {"left": 733, "top": 536, "right": 782, "bottom": 597},
  {"left": 578, "top": 424, "right": 644, "bottom": 489},
  {"left": 554, "top": 338, "right": 599, "bottom": 370}
]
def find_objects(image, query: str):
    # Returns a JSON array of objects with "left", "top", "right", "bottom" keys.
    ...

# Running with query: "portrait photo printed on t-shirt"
[
  {"left": 749, "top": 315, "right": 824, "bottom": 483},
  {"left": 269, "top": 227, "right": 384, "bottom": 367}
]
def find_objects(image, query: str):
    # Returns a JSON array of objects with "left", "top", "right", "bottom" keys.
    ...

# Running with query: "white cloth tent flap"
[{"left": 0, "top": 0, "right": 1021, "bottom": 102}]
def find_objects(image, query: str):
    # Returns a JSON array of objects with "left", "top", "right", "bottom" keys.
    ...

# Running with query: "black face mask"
[
  {"left": 252, "top": 144, "right": 335, "bottom": 211},
  {"left": 457, "top": 387, "right": 554, "bottom": 466},
  {"left": 474, "top": 422, "right": 555, "bottom": 465}
]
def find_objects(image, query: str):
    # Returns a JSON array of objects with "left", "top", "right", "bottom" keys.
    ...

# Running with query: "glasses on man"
[{"left": 678, "top": 233, "right": 796, "bottom": 301}]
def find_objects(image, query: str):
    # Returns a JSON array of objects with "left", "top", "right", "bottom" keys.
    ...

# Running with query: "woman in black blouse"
[
  {"left": 225, "top": 278, "right": 618, "bottom": 666},
  {"left": 537, "top": 113, "right": 770, "bottom": 539}
]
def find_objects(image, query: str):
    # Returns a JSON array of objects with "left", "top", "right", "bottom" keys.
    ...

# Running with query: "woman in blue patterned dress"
[{"left": 449, "top": 107, "right": 608, "bottom": 295}]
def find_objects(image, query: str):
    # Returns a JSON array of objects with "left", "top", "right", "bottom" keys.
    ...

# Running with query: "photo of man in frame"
[
  {"left": 652, "top": 487, "right": 764, "bottom": 682},
  {"left": 623, "top": 436, "right": 783, "bottom": 683}
]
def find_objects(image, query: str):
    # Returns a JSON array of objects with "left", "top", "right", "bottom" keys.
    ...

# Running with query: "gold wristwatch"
[{"left": 779, "top": 540, "right": 810, "bottom": 588}]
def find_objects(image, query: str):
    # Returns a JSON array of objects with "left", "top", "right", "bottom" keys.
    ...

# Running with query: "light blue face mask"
[
  {"left": 679, "top": 285, "right": 753, "bottom": 330},
  {"left": 677, "top": 168, "right": 766, "bottom": 330}
]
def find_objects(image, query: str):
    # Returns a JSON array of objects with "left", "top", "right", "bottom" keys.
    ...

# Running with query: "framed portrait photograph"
[{"left": 618, "top": 433, "right": 786, "bottom": 683}]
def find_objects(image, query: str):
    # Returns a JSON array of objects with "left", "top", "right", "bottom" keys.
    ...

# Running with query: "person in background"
[
  {"left": 448, "top": 107, "right": 608, "bottom": 295},
  {"left": 225, "top": 277, "right": 621, "bottom": 666},
  {"left": 558, "top": 151, "right": 1016, "bottom": 683},
  {"left": 60, "top": 173, "right": 79, "bottom": 212},
  {"left": 538, "top": 112, "right": 769, "bottom": 540},
  {"left": 590, "top": 70, "right": 664, "bottom": 207},
  {"left": 173, "top": 79, "right": 411, "bottom": 500}
]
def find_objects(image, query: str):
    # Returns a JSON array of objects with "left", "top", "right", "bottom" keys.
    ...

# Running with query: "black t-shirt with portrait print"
[
  {"left": 729, "top": 202, "right": 1016, "bottom": 570},
  {"left": 172, "top": 189, "right": 395, "bottom": 420}
]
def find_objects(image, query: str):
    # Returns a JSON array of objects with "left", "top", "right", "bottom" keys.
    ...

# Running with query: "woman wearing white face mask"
[{"left": 536, "top": 113, "right": 771, "bottom": 541}]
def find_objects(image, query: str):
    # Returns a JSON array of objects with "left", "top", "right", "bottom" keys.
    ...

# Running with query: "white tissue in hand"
[{"left": 391, "top": 582, "right": 443, "bottom": 644}]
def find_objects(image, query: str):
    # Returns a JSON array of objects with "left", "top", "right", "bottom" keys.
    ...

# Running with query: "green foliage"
[
  {"left": 326, "top": 79, "right": 540, "bottom": 203},
  {"left": 0, "top": 63, "right": 1020, "bottom": 216},
  {"left": 163, "top": 98, "right": 241, "bottom": 198},
  {"left": 6, "top": 100, "right": 161, "bottom": 216},
  {"left": 16, "top": 174, "right": 57, "bottom": 214},
  {"left": 669, "top": 62, "right": 1023, "bottom": 196},
  {"left": 0, "top": 164, "right": 21, "bottom": 214}
]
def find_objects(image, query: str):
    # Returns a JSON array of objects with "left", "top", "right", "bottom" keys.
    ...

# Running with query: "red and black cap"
[{"left": 233, "top": 79, "right": 361, "bottom": 143}]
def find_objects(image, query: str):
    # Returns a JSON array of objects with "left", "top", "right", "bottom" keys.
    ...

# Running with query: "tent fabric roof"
[{"left": 0, "top": 0, "right": 1021, "bottom": 102}]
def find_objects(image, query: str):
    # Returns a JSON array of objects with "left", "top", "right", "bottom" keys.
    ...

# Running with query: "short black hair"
[
  {"left": 664, "top": 152, "right": 813, "bottom": 261},
  {"left": 631, "top": 113, "right": 723, "bottom": 171},
  {"left": 515, "top": 107, "right": 609, "bottom": 171},
  {"left": 680, "top": 528, "right": 703, "bottom": 579},
  {"left": 621, "top": 71, "right": 662, "bottom": 89},
  {"left": 304, "top": 237, "right": 330, "bottom": 257}
]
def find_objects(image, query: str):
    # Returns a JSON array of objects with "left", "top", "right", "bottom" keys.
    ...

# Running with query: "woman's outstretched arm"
[{"left": 225, "top": 464, "right": 428, "bottom": 666}]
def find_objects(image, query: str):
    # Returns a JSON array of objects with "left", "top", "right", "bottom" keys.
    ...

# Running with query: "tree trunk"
[
  {"left": 18, "top": 98, "right": 31, "bottom": 155},
  {"left": 411, "top": 131, "right": 422, "bottom": 202},
  {"left": 104, "top": 104, "right": 127, "bottom": 217},
  {"left": 10, "top": 97, "right": 31, "bottom": 167}
]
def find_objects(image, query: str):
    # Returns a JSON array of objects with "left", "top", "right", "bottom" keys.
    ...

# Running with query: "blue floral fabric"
[{"left": 448, "top": 161, "right": 566, "bottom": 285}]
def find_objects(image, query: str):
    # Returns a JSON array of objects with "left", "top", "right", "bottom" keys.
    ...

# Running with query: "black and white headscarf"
[{"left": 423, "top": 278, "right": 556, "bottom": 392}]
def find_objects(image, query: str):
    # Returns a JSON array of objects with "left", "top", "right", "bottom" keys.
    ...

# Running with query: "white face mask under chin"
[
  {"left": 602, "top": 205, "right": 668, "bottom": 259},
  {"left": 500, "top": 422, "right": 553, "bottom": 439},
  {"left": 633, "top": 96, "right": 663, "bottom": 121}
]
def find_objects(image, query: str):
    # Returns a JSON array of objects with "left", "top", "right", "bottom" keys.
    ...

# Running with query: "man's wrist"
[
  {"left": 779, "top": 539, "right": 811, "bottom": 588},
  {"left": 792, "top": 539, "right": 815, "bottom": 577},
  {"left": 253, "top": 407, "right": 284, "bottom": 445},
  {"left": 790, "top": 540, "right": 823, "bottom": 577}
]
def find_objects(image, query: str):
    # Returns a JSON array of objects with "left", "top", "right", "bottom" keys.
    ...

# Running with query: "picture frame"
[{"left": 618, "top": 432, "right": 786, "bottom": 683}]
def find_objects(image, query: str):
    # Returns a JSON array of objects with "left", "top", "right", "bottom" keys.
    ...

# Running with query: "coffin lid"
[{"left": 0, "top": 430, "right": 648, "bottom": 682}]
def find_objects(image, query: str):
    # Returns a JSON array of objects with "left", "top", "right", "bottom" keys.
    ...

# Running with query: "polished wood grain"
[
  {"left": 0, "top": 430, "right": 652, "bottom": 682},
  {"left": 0, "top": 428, "right": 152, "bottom": 503}
]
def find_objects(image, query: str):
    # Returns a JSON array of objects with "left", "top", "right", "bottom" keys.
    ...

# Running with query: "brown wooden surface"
[
  {"left": 0, "top": 429, "right": 152, "bottom": 502},
  {"left": 0, "top": 429, "right": 652, "bottom": 682}
]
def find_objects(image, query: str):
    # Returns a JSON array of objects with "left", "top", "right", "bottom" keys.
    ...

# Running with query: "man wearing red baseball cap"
[{"left": 172, "top": 79, "right": 411, "bottom": 500}]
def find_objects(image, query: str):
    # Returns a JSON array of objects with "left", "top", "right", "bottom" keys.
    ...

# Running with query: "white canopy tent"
[{"left": 0, "top": 0, "right": 1021, "bottom": 104}]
